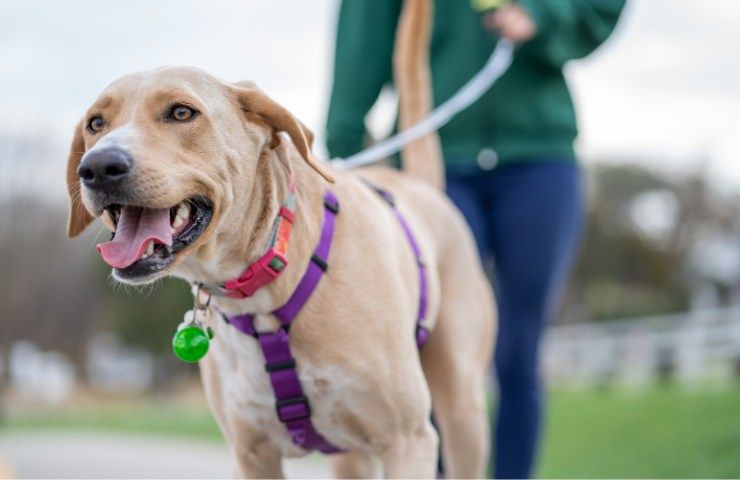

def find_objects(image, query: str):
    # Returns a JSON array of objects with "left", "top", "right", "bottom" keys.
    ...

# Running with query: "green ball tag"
[{"left": 172, "top": 325, "right": 210, "bottom": 363}]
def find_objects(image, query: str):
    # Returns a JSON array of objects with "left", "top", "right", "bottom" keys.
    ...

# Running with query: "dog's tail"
[{"left": 393, "top": 0, "right": 445, "bottom": 190}]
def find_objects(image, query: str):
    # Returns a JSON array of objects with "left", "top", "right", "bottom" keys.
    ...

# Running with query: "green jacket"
[{"left": 326, "top": 0, "right": 625, "bottom": 168}]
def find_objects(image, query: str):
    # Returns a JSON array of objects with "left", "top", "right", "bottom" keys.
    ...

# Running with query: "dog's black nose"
[{"left": 77, "top": 147, "right": 133, "bottom": 191}]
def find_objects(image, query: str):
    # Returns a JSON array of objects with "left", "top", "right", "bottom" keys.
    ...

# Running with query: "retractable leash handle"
[{"left": 332, "top": 15, "right": 515, "bottom": 170}]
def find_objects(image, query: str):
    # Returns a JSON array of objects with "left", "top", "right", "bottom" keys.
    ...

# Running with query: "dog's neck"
[{"left": 176, "top": 137, "right": 327, "bottom": 322}]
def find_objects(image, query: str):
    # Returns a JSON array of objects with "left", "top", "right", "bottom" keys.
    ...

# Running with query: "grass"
[
  {"left": 1, "top": 400, "right": 223, "bottom": 442},
  {"left": 536, "top": 385, "right": 740, "bottom": 478},
  {"left": 2, "top": 385, "right": 740, "bottom": 478}
]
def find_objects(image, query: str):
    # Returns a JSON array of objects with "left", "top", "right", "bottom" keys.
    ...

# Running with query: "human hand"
[{"left": 483, "top": 4, "right": 537, "bottom": 43}]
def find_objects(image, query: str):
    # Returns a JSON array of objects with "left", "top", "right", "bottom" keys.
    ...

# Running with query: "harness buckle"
[
  {"left": 224, "top": 249, "right": 288, "bottom": 298},
  {"left": 265, "top": 358, "right": 297, "bottom": 373},
  {"left": 276, "top": 395, "right": 312, "bottom": 422},
  {"left": 324, "top": 196, "right": 340, "bottom": 214},
  {"left": 416, "top": 323, "right": 430, "bottom": 348}
]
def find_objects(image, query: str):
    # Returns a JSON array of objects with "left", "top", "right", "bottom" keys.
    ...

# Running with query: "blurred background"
[{"left": 1, "top": 0, "right": 739, "bottom": 478}]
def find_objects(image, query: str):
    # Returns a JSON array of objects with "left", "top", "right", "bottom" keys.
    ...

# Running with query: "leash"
[{"left": 331, "top": 39, "right": 515, "bottom": 170}]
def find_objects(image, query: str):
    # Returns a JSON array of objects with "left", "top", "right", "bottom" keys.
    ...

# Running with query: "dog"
[{"left": 66, "top": 0, "right": 495, "bottom": 477}]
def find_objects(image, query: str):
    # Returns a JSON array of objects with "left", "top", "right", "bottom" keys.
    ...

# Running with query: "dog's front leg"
[
  {"left": 331, "top": 450, "right": 377, "bottom": 478},
  {"left": 379, "top": 420, "right": 439, "bottom": 479},
  {"left": 199, "top": 358, "right": 284, "bottom": 478},
  {"left": 231, "top": 436, "right": 284, "bottom": 479}
]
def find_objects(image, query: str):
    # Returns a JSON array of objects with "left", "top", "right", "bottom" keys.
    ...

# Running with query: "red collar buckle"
[{"left": 224, "top": 248, "right": 288, "bottom": 299}]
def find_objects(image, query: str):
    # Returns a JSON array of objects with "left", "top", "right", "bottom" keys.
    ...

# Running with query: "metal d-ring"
[{"left": 194, "top": 284, "right": 212, "bottom": 311}]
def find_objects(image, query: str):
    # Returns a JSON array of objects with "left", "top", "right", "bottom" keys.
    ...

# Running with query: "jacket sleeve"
[
  {"left": 516, "top": 0, "right": 626, "bottom": 68},
  {"left": 325, "top": 0, "right": 403, "bottom": 159}
]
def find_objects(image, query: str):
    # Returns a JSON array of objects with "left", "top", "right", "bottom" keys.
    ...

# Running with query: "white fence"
[
  {"left": 4, "top": 334, "right": 154, "bottom": 404},
  {"left": 542, "top": 306, "right": 740, "bottom": 387}
]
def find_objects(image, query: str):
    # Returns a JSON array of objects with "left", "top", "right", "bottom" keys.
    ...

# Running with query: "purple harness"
[{"left": 223, "top": 187, "right": 429, "bottom": 453}]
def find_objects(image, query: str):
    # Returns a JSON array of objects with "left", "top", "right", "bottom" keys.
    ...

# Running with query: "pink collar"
[{"left": 198, "top": 180, "right": 297, "bottom": 299}]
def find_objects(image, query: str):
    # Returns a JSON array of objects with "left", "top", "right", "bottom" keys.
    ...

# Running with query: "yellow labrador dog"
[{"left": 66, "top": 1, "right": 494, "bottom": 477}]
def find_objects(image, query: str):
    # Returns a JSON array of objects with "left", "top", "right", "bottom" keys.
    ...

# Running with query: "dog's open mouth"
[{"left": 96, "top": 197, "right": 212, "bottom": 280}]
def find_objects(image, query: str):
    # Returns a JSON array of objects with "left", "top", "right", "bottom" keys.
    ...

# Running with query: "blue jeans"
[{"left": 445, "top": 159, "right": 584, "bottom": 478}]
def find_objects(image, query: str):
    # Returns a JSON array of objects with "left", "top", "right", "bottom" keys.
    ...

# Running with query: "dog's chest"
[{"left": 209, "top": 324, "right": 353, "bottom": 456}]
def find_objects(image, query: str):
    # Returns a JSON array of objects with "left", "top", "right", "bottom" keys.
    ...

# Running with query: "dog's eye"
[
  {"left": 168, "top": 105, "right": 197, "bottom": 122},
  {"left": 87, "top": 116, "right": 105, "bottom": 133}
]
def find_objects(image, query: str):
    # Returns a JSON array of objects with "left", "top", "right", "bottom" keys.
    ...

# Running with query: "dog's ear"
[
  {"left": 233, "top": 86, "right": 333, "bottom": 183},
  {"left": 297, "top": 119, "right": 315, "bottom": 151},
  {"left": 66, "top": 119, "right": 94, "bottom": 237}
]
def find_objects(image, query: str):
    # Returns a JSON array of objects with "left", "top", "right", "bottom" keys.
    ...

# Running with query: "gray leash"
[{"left": 331, "top": 39, "right": 515, "bottom": 170}]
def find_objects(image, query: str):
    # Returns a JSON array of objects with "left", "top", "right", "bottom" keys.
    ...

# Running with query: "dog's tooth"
[
  {"left": 177, "top": 202, "right": 190, "bottom": 220},
  {"left": 172, "top": 215, "right": 184, "bottom": 228},
  {"left": 146, "top": 240, "right": 154, "bottom": 256}
]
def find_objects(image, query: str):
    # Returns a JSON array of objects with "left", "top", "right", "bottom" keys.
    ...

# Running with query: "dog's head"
[{"left": 67, "top": 66, "right": 332, "bottom": 285}]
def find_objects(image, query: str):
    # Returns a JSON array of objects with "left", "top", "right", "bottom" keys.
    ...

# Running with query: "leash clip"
[{"left": 194, "top": 284, "right": 212, "bottom": 310}]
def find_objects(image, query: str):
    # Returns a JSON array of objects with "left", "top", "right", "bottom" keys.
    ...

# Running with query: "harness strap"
[
  {"left": 364, "top": 183, "right": 430, "bottom": 348},
  {"left": 227, "top": 191, "right": 342, "bottom": 454},
  {"left": 273, "top": 194, "right": 338, "bottom": 325}
]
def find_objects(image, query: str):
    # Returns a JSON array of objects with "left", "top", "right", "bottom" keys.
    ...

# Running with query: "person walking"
[{"left": 325, "top": 0, "right": 625, "bottom": 477}]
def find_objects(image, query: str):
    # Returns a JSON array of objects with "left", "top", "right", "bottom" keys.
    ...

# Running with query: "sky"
[{"left": 1, "top": 0, "right": 739, "bottom": 196}]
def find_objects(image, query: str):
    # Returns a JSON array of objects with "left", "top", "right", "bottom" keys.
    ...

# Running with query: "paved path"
[{"left": 0, "top": 431, "right": 334, "bottom": 478}]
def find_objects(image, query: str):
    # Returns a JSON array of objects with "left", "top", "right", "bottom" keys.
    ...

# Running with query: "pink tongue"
[{"left": 97, "top": 206, "right": 173, "bottom": 269}]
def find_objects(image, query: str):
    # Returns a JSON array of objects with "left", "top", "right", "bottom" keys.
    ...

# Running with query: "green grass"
[
  {"left": 537, "top": 385, "right": 740, "bottom": 478},
  {"left": 3, "top": 385, "right": 740, "bottom": 477},
  {"left": 0, "top": 401, "right": 223, "bottom": 442}
]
